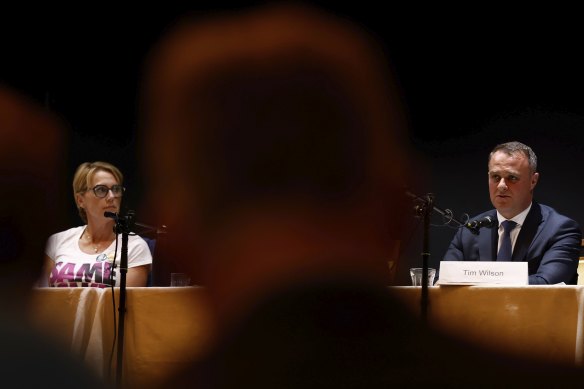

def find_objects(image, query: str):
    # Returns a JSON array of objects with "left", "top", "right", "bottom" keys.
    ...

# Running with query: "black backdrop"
[{"left": 3, "top": 4, "right": 584, "bottom": 285}]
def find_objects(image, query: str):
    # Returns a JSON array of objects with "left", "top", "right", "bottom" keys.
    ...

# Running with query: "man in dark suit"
[{"left": 443, "top": 141, "right": 581, "bottom": 285}]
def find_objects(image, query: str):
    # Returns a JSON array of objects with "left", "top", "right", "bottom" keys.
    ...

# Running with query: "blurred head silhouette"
[
  {"left": 138, "top": 4, "right": 584, "bottom": 389},
  {"left": 0, "top": 87, "right": 67, "bottom": 306},
  {"left": 0, "top": 88, "right": 107, "bottom": 388},
  {"left": 141, "top": 3, "right": 411, "bottom": 328}
]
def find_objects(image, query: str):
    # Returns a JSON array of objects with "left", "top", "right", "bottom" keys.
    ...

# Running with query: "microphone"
[
  {"left": 466, "top": 216, "right": 496, "bottom": 230},
  {"left": 104, "top": 211, "right": 118, "bottom": 220}
]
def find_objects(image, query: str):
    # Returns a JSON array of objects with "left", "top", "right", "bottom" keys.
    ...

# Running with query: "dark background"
[{"left": 3, "top": 3, "right": 583, "bottom": 285}]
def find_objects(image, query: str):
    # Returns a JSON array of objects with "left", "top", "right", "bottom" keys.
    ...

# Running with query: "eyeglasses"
[{"left": 88, "top": 184, "right": 125, "bottom": 198}]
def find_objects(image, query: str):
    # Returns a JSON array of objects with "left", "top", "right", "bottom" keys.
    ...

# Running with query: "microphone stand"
[
  {"left": 406, "top": 191, "right": 467, "bottom": 322},
  {"left": 406, "top": 191, "right": 495, "bottom": 321},
  {"left": 110, "top": 211, "right": 135, "bottom": 389}
]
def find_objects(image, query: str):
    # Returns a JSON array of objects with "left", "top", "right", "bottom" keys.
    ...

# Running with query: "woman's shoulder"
[
  {"left": 127, "top": 234, "right": 155, "bottom": 263},
  {"left": 128, "top": 233, "right": 154, "bottom": 250},
  {"left": 49, "top": 226, "right": 85, "bottom": 241},
  {"left": 46, "top": 226, "right": 85, "bottom": 254}
]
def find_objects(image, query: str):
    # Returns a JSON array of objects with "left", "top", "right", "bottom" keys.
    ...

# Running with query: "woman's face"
[{"left": 76, "top": 170, "right": 122, "bottom": 223}]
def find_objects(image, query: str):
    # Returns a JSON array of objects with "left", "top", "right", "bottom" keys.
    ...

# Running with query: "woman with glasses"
[{"left": 43, "top": 161, "right": 152, "bottom": 287}]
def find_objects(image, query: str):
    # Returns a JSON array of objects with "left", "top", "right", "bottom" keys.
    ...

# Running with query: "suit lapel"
[{"left": 512, "top": 202, "right": 543, "bottom": 261}]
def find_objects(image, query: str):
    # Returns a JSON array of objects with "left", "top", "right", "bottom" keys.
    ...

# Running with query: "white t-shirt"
[{"left": 45, "top": 226, "right": 153, "bottom": 288}]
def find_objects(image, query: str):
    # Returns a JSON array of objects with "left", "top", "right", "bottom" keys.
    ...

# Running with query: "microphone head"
[
  {"left": 483, "top": 216, "right": 496, "bottom": 228},
  {"left": 465, "top": 215, "right": 496, "bottom": 232}
]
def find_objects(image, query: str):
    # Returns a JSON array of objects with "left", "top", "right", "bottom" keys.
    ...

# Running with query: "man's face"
[{"left": 488, "top": 150, "right": 539, "bottom": 219}]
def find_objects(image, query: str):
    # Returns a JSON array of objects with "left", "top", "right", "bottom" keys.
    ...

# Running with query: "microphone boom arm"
[{"left": 406, "top": 191, "right": 490, "bottom": 235}]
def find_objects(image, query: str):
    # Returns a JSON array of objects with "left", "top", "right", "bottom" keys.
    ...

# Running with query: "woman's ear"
[{"left": 75, "top": 192, "right": 85, "bottom": 210}]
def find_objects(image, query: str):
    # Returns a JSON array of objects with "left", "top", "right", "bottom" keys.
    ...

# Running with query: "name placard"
[{"left": 438, "top": 261, "right": 528, "bottom": 285}]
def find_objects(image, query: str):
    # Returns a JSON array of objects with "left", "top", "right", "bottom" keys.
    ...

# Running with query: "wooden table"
[{"left": 28, "top": 285, "right": 584, "bottom": 388}]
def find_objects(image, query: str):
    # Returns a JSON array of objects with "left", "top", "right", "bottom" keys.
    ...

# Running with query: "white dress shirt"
[{"left": 496, "top": 202, "right": 532, "bottom": 255}]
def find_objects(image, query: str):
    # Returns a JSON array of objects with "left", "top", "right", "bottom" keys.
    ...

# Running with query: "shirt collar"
[{"left": 497, "top": 202, "right": 532, "bottom": 228}]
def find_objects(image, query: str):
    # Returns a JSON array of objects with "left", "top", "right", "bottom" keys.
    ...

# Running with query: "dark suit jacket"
[{"left": 443, "top": 202, "right": 581, "bottom": 285}]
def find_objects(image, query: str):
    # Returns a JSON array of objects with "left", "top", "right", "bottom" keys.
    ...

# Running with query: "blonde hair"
[{"left": 73, "top": 161, "right": 123, "bottom": 223}]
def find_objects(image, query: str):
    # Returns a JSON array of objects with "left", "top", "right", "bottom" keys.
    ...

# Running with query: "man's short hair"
[{"left": 489, "top": 141, "right": 538, "bottom": 173}]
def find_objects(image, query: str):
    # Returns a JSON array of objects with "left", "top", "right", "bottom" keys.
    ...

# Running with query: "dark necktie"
[{"left": 497, "top": 220, "right": 517, "bottom": 260}]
